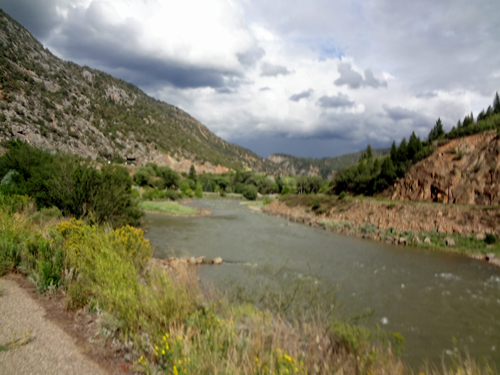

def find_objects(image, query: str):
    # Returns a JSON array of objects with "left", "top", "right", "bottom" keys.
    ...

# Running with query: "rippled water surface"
[{"left": 144, "top": 199, "right": 500, "bottom": 368}]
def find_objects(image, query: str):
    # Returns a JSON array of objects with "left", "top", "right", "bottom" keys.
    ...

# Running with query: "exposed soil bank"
[{"left": 263, "top": 199, "right": 500, "bottom": 266}]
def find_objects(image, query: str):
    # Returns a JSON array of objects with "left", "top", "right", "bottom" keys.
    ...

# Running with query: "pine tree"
[
  {"left": 493, "top": 92, "right": 500, "bottom": 114},
  {"left": 428, "top": 118, "right": 444, "bottom": 142},
  {"left": 408, "top": 132, "right": 422, "bottom": 161},
  {"left": 390, "top": 141, "right": 398, "bottom": 163},
  {"left": 457, "top": 119, "right": 462, "bottom": 129}
]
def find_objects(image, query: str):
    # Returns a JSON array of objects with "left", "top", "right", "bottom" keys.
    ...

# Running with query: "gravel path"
[{"left": 0, "top": 278, "right": 108, "bottom": 375}]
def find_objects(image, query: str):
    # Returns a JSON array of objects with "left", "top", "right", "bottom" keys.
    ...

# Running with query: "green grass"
[{"left": 138, "top": 201, "right": 198, "bottom": 215}]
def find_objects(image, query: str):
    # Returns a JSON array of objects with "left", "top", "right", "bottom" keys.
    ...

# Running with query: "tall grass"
[
  {"left": 138, "top": 201, "right": 198, "bottom": 215},
  {"left": 0, "top": 197, "right": 496, "bottom": 375}
]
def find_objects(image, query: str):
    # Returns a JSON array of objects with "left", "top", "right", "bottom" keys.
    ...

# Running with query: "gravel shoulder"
[{"left": 0, "top": 276, "right": 108, "bottom": 375}]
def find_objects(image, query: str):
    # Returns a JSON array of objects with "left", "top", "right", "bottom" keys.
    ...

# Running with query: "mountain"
[
  {"left": 0, "top": 10, "right": 287, "bottom": 175},
  {"left": 268, "top": 148, "right": 390, "bottom": 179}
]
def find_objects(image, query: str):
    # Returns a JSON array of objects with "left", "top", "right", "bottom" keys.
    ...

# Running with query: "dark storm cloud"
[
  {"left": 41, "top": 3, "right": 242, "bottom": 90},
  {"left": 289, "top": 89, "right": 313, "bottom": 102},
  {"left": 334, "top": 63, "right": 387, "bottom": 89},
  {"left": 0, "top": 0, "right": 62, "bottom": 38},
  {"left": 260, "top": 62, "right": 292, "bottom": 77},
  {"left": 382, "top": 105, "right": 434, "bottom": 136},
  {"left": 317, "top": 93, "right": 354, "bottom": 108}
]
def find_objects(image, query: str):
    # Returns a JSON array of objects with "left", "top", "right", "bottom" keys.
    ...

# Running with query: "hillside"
[
  {"left": 392, "top": 131, "right": 500, "bottom": 205},
  {"left": 0, "top": 10, "right": 286, "bottom": 175},
  {"left": 268, "top": 148, "right": 390, "bottom": 179}
]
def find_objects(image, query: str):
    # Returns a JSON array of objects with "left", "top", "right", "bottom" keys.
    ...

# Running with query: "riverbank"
[{"left": 262, "top": 196, "right": 500, "bottom": 266}]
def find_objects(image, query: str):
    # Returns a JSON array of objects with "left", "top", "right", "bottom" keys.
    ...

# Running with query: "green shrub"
[
  {"left": 338, "top": 191, "right": 347, "bottom": 200},
  {"left": 194, "top": 184, "right": 203, "bottom": 198},
  {"left": 485, "top": 233, "right": 497, "bottom": 244},
  {"left": 242, "top": 185, "right": 258, "bottom": 200}
]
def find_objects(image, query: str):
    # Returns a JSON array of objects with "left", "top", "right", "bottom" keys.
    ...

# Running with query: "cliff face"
[
  {"left": 392, "top": 132, "right": 500, "bottom": 205},
  {"left": 0, "top": 10, "right": 285, "bottom": 175}
]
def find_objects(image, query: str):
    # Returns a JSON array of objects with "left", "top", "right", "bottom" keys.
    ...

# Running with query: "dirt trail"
[{"left": 0, "top": 277, "right": 108, "bottom": 375}]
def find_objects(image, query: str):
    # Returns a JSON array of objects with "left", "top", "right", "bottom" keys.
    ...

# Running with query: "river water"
[{"left": 144, "top": 199, "right": 500, "bottom": 369}]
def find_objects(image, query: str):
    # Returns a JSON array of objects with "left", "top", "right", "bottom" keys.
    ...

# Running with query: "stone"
[
  {"left": 475, "top": 233, "right": 486, "bottom": 241},
  {"left": 362, "top": 233, "right": 372, "bottom": 239},
  {"left": 213, "top": 257, "right": 223, "bottom": 265},
  {"left": 445, "top": 237, "right": 455, "bottom": 246},
  {"left": 485, "top": 253, "right": 495, "bottom": 261},
  {"left": 412, "top": 236, "right": 420, "bottom": 243},
  {"left": 424, "top": 237, "right": 431, "bottom": 244},
  {"left": 195, "top": 256, "right": 205, "bottom": 265},
  {"left": 399, "top": 237, "right": 408, "bottom": 245}
]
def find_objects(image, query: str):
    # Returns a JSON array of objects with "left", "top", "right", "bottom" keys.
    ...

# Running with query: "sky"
[{"left": 1, "top": 0, "right": 499, "bottom": 158}]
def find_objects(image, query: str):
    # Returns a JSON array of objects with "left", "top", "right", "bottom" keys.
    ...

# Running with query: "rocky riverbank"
[{"left": 263, "top": 198, "right": 500, "bottom": 266}]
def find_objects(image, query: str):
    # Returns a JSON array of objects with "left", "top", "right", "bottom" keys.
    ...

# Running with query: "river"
[{"left": 144, "top": 199, "right": 500, "bottom": 369}]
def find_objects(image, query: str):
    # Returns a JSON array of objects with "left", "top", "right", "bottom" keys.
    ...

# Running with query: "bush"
[
  {"left": 194, "top": 184, "right": 203, "bottom": 198},
  {"left": 0, "top": 141, "right": 142, "bottom": 228},
  {"left": 338, "top": 191, "right": 347, "bottom": 200},
  {"left": 485, "top": 233, "right": 497, "bottom": 244},
  {"left": 242, "top": 185, "right": 258, "bottom": 200}
]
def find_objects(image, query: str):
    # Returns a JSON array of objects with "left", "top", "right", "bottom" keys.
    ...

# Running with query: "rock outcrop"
[{"left": 392, "top": 132, "right": 500, "bottom": 205}]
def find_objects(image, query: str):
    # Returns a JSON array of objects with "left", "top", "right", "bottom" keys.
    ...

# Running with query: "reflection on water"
[{"left": 144, "top": 199, "right": 500, "bottom": 369}]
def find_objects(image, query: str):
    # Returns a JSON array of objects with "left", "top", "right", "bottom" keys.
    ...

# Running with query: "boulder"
[
  {"left": 475, "top": 233, "right": 486, "bottom": 241},
  {"left": 399, "top": 237, "right": 408, "bottom": 245},
  {"left": 362, "top": 233, "right": 372, "bottom": 239},
  {"left": 445, "top": 237, "right": 455, "bottom": 246},
  {"left": 424, "top": 237, "right": 431, "bottom": 244},
  {"left": 412, "top": 236, "right": 420, "bottom": 243},
  {"left": 485, "top": 253, "right": 496, "bottom": 261},
  {"left": 213, "top": 257, "right": 223, "bottom": 265}
]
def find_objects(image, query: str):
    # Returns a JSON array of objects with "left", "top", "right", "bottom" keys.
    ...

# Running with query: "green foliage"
[
  {"left": 156, "top": 166, "right": 180, "bottom": 189},
  {"left": 0, "top": 141, "right": 142, "bottom": 228},
  {"left": 138, "top": 201, "right": 197, "bottom": 215},
  {"left": 133, "top": 167, "right": 154, "bottom": 187},
  {"left": 428, "top": 118, "right": 445, "bottom": 142},
  {"left": 242, "top": 185, "right": 258, "bottom": 200},
  {"left": 194, "top": 184, "right": 203, "bottom": 198},
  {"left": 485, "top": 233, "right": 497, "bottom": 245}
]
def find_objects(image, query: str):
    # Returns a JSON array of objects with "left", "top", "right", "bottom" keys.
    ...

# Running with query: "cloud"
[
  {"left": 237, "top": 45, "right": 265, "bottom": 66},
  {"left": 1, "top": 0, "right": 497, "bottom": 159},
  {"left": 333, "top": 63, "right": 364, "bottom": 89},
  {"left": 289, "top": 89, "right": 313, "bottom": 102},
  {"left": 0, "top": 0, "right": 62, "bottom": 38},
  {"left": 364, "top": 69, "right": 387, "bottom": 89},
  {"left": 317, "top": 93, "right": 355, "bottom": 108},
  {"left": 334, "top": 63, "right": 387, "bottom": 89},
  {"left": 260, "top": 62, "right": 292, "bottom": 77}
]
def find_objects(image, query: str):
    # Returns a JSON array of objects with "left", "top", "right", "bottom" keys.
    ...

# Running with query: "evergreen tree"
[
  {"left": 188, "top": 164, "right": 197, "bottom": 181},
  {"left": 390, "top": 141, "right": 398, "bottom": 163},
  {"left": 397, "top": 138, "right": 408, "bottom": 162},
  {"left": 428, "top": 118, "right": 444, "bottom": 141},
  {"left": 494, "top": 92, "right": 500, "bottom": 114},
  {"left": 457, "top": 119, "right": 462, "bottom": 129},
  {"left": 408, "top": 132, "right": 422, "bottom": 161}
]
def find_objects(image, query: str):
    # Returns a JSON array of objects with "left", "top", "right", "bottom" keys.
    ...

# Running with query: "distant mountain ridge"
[
  {"left": 0, "top": 10, "right": 287, "bottom": 175},
  {"left": 268, "top": 148, "right": 391, "bottom": 179}
]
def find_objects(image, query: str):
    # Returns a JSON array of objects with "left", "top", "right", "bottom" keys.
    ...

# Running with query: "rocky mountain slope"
[
  {"left": 392, "top": 131, "right": 500, "bottom": 205},
  {"left": 268, "top": 148, "right": 390, "bottom": 179},
  {"left": 0, "top": 10, "right": 285, "bottom": 175}
]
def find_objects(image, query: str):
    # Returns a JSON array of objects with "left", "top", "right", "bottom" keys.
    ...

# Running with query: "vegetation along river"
[{"left": 145, "top": 199, "right": 500, "bottom": 369}]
